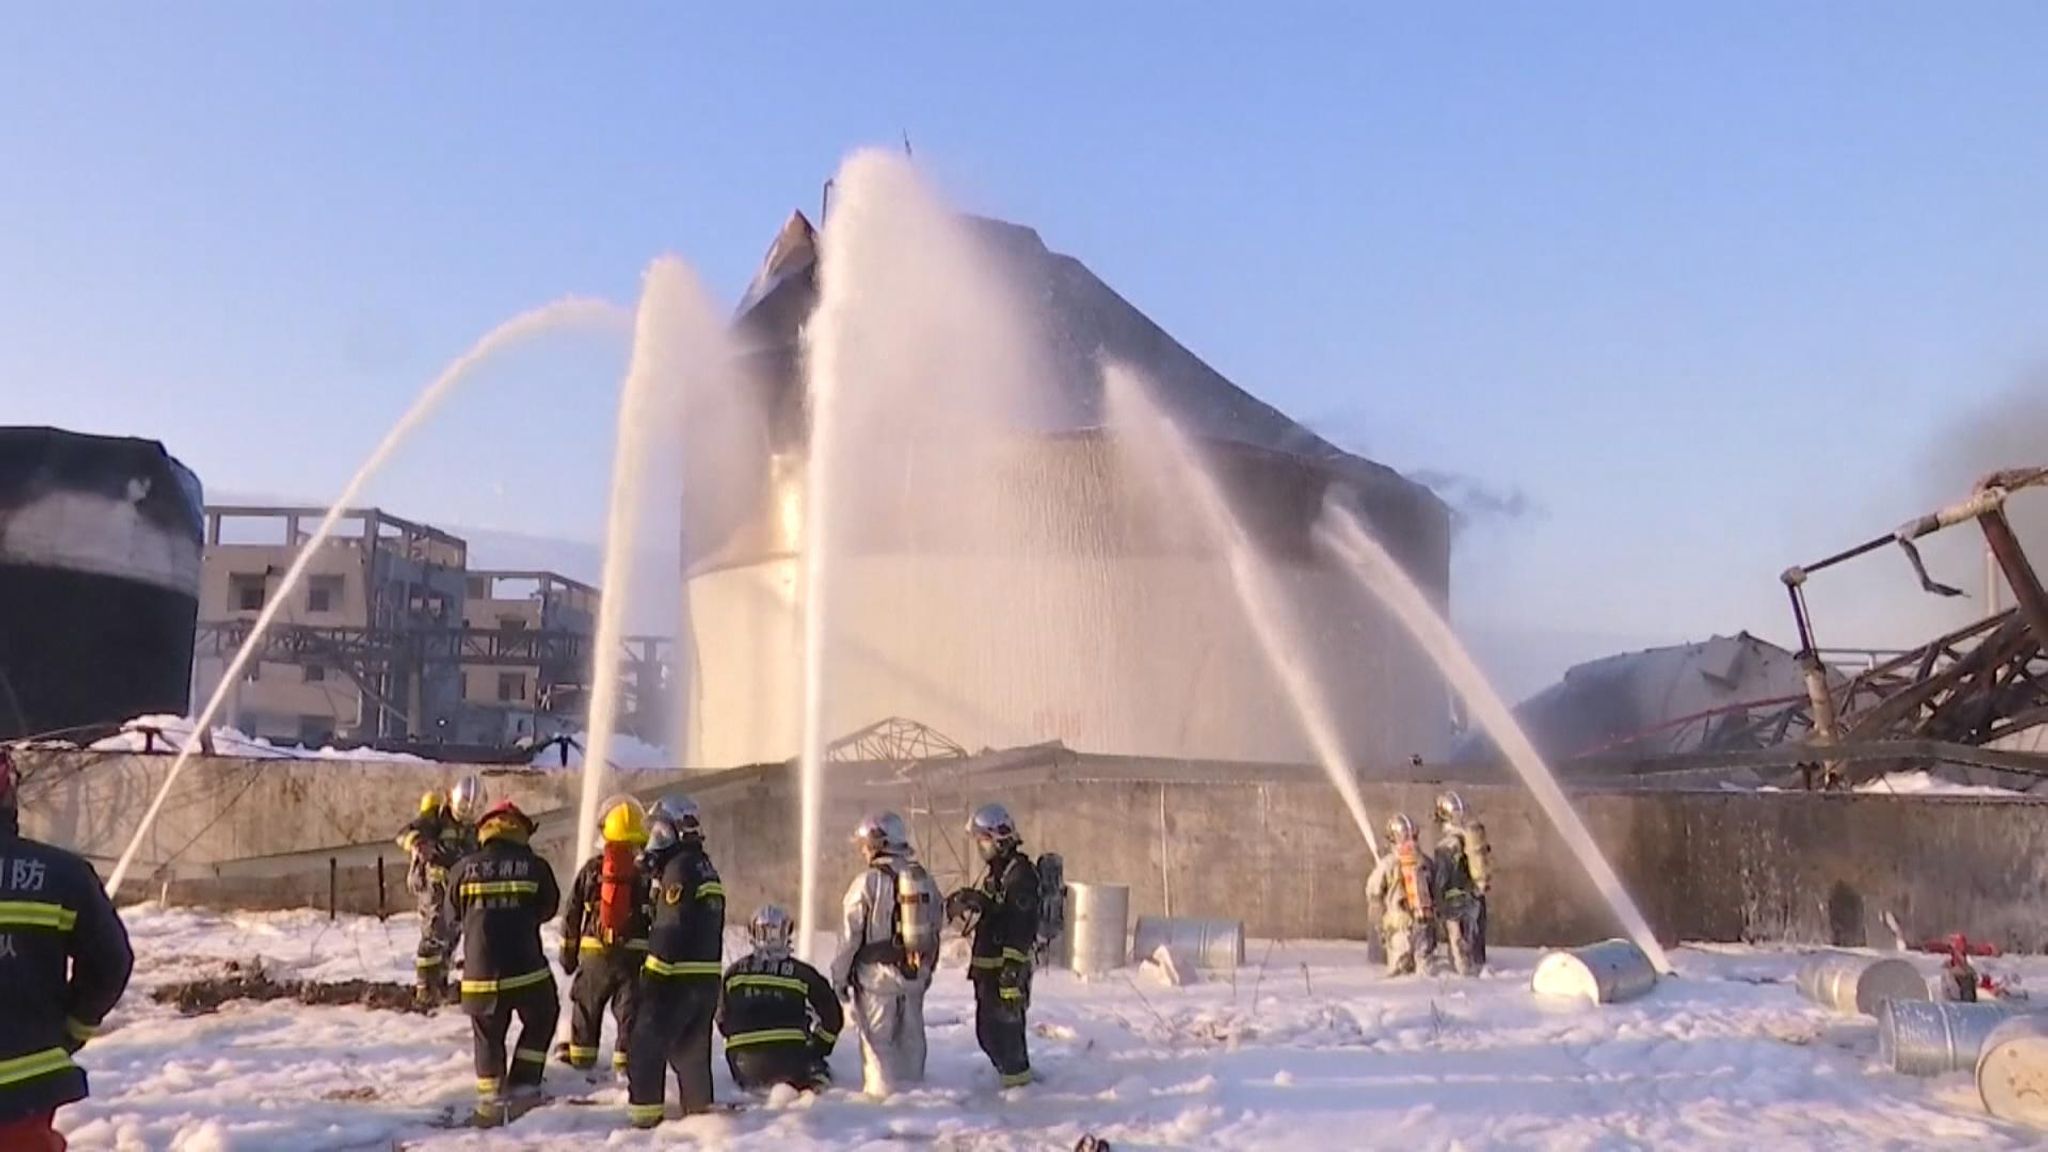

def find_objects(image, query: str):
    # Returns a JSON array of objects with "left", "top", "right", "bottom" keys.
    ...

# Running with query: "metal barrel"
[
  {"left": 1795, "top": 953, "right": 1930, "bottom": 1017},
  {"left": 1979, "top": 1014, "right": 2048, "bottom": 1128},
  {"left": 1131, "top": 916, "right": 1245, "bottom": 971},
  {"left": 1530, "top": 939, "right": 1659, "bottom": 1005},
  {"left": 1880, "top": 1000, "right": 2023, "bottom": 1076},
  {"left": 1065, "top": 883, "right": 1130, "bottom": 975}
]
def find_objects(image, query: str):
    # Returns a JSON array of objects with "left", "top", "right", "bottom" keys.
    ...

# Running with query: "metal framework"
[
  {"left": 1739, "top": 467, "right": 2048, "bottom": 786},
  {"left": 193, "top": 622, "right": 675, "bottom": 742},
  {"left": 825, "top": 716, "right": 969, "bottom": 769}
]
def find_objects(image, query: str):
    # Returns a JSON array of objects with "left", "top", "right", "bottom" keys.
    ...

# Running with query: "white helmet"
[
  {"left": 853, "top": 811, "right": 910, "bottom": 859},
  {"left": 448, "top": 775, "right": 486, "bottom": 823},
  {"left": 967, "top": 802, "right": 1019, "bottom": 862},
  {"left": 749, "top": 905, "right": 795, "bottom": 959}
]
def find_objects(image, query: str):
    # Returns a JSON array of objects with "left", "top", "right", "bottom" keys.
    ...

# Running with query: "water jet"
[
  {"left": 1315, "top": 501, "right": 1672, "bottom": 973},
  {"left": 107, "top": 298, "right": 626, "bottom": 896}
]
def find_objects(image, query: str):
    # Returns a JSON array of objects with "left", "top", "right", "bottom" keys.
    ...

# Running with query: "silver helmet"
[
  {"left": 749, "top": 905, "right": 795, "bottom": 958},
  {"left": 1386, "top": 813, "right": 1418, "bottom": 846},
  {"left": 853, "top": 811, "right": 911, "bottom": 859},
  {"left": 645, "top": 818, "right": 679, "bottom": 854},
  {"left": 448, "top": 774, "right": 487, "bottom": 823},
  {"left": 1434, "top": 791, "right": 1468, "bottom": 826},
  {"left": 967, "top": 802, "right": 1019, "bottom": 862},
  {"left": 650, "top": 794, "right": 702, "bottom": 842}
]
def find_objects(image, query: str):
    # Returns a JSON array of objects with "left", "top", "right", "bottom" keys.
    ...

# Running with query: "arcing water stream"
[
  {"left": 106, "top": 298, "right": 627, "bottom": 896},
  {"left": 1314, "top": 501, "right": 1673, "bottom": 972},
  {"left": 571, "top": 257, "right": 719, "bottom": 869},
  {"left": 1104, "top": 364, "right": 1384, "bottom": 860}
]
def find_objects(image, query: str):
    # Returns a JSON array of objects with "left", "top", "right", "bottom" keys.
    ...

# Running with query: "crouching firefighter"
[
  {"left": 946, "top": 803, "right": 1040, "bottom": 1090},
  {"left": 1432, "top": 791, "right": 1492, "bottom": 976},
  {"left": 829, "top": 811, "right": 943, "bottom": 1096},
  {"left": 718, "top": 905, "right": 842, "bottom": 1093},
  {"left": 559, "top": 800, "right": 650, "bottom": 1076},
  {"left": 444, "top": 799, "right": 560, "bottom": 1128},
  {"left": 397, "top": 774, "right": 484, "bottom": 1007},
  {"left": 0, "top": 749, "right": 134, "bottom": 1150},
  {"left": 1366, "top": 813, "right": 1437, "bottom": 977},
  {"left": 626, "top": 796, "right": 725, "bottom": 1129}
]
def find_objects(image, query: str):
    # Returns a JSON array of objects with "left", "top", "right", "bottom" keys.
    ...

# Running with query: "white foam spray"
[
  {"left": 106, "top": 298, "right": 627, "bottom": 896},
  {"left": 1315, "top": 502, "right": 1672, "bottom": 972},
  {"left": 1103, "top": 363, "right": 1383, "bottom": 861},
  {"left": 573, "top": 258, "right": 717, "bottom": 869},
  {"left": 796, "top": 149, "right": 1050, "bottom": 957}
]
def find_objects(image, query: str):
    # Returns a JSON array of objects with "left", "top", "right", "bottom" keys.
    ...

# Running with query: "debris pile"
[{"left": 151, "top": 959, "right": 423, "bottom": 1016}]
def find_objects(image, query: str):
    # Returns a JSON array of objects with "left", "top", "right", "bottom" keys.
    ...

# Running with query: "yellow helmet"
[
  {"left": 601, "top": 801, "right": 648, "bottom": 846},
  {"left": 419, "top": 789, "right": 446, "bottom": 815}
]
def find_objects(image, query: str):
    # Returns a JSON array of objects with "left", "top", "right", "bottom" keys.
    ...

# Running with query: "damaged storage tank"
[
  {"left": 675, "top": 210, "right": 1454, "bottom": 768},
  {"left": 0, "top": 427, "right": 204, "bottom": 740}
]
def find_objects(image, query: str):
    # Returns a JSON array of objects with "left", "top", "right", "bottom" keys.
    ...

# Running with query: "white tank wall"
[{"left": 683, "top": 551, "right": 1449, "bottom": 770}]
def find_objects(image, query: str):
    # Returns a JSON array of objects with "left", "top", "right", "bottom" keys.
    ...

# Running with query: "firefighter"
[
  {"left": 397, "top": 774, "right": 485, "bottom": 1007},
  {"left": 945, "top": 803, "right": 1039, "bottom": 1090},
  {"left": 718, "top": 905, "right": 842, "bottom": 1094},
  {"left": 0, "top": 750, "right": 134, "bottom": 1151},
  {"left": 828, "top": 811, "right": 942, "bottom": 1096},
  {"left": 559, "top": 799, "right": 650, "bottom": 1077},
  {"left": 443, "top": 799, "right": 560, "bottom": 1128},
  {"left": 625, "top": 795, "right": 725, "bottom": 1129},
  {"left": 1432, "top": 791, "right": 1492, "bottom": 976},
  {"left": 1366, "top": 813, "right": 1437, "bottom": 977}
]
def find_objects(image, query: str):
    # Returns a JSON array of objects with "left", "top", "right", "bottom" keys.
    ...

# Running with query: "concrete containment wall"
[
  {"left": 17, "top": 747, "right": 2048, "bottom": 953},
  {"left": 17, "top": 752, "right": 590, "bottom": 868}
]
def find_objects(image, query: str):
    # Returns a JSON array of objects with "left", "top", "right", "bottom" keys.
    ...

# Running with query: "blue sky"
[{"left": 4, "top": 3, "right": 2045, "bottom": 693}]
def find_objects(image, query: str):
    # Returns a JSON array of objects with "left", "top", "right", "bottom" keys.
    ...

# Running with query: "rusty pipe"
[
  {"left": 1893, "top": 487, "right": 2008, "bottom": 545},
  {"left": 1800, "top": 650, "right": 1843, "bottom": 787},
  {"left": 1977, "top": 467, "right": 2048, "bottom": 496},
  {"left": 1979, "top": 508, "right": 2048, "bottom": 647}
]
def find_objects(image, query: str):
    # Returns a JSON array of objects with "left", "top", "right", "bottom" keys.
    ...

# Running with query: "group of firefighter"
[
  {"left": 399, "top": 778, "right": 1495, "bottom": 1128},
  {"left": 0, "top": 744, "right": 1498, "bottom": 1143},
  {"left": 1368, "top": 791, "right": 1496, "bottom": 978},
  {"left": 397, "top": 778, "right": 1046, "bottom": 1128}
]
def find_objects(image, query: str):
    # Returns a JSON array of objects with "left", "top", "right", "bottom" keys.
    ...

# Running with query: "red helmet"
[{"left": 477, "top": 799, "right": 534, "bottom": 838}]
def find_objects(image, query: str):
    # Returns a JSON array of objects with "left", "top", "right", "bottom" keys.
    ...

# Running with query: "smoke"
[
  {"left": 1303, "top": 412, "right": 1539, "bottom": 533},
  {"left": 1409, "top": 468, "right": 1543, "bottom": 532},
  {"left": 1901, "top": 369, "right": 2048, "bottom": 630},
  {"left": 1928, "top": 370, "right": 2048, "bottom": 548}
]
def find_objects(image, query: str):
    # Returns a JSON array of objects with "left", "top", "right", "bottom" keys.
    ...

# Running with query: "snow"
[
  {"left": 1854, "top": 771, "right": 2022, "bottom": 798},
  {"left": 72, "top": 716, "right": 430, "bottom": 762},
  {"left": 52, "top": 905, "right": 2048, "bottom": 1149}
]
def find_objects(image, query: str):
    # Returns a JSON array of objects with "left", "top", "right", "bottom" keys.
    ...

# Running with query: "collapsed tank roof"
[{"left": 732, "top": 209, "right": 1417, "bottom": 490}]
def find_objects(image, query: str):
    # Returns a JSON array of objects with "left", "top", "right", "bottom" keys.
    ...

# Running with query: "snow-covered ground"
[
  {"left": 56, "top": 715, "right": 430, "bottom": 763},
  {"left": 20, "top": 716, "right": 678, "bottom": 772},
  {"left": 1852, "top": 770, "right": 2024, "bottom": 797},
  {"left": 56, "top": 906, "right": 2042, "bottom": 1150}
]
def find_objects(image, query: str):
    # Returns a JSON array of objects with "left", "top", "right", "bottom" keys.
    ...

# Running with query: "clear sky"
[{"left": 5, "top": 3, "right": 2045, "bottom": 694}]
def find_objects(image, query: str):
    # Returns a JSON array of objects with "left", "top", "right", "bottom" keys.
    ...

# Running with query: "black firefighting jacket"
[
  {"left": 966, "top": 849, "right": 1040, "bottom": 981},
  {"left": 716, "top": 951, "right": 842, "bottom": 1056},
  {"left": 561, "top": 853, "right": 651, "bottom": 957},
  {"left": 443, "top": 832, "right": 560, "bottom": 1012},
  {"left": 0, "top": 809, "right": 134, "bottom": 1123},
  {"left": 641, "top": 843, "right": 724, "bottom": 982}
]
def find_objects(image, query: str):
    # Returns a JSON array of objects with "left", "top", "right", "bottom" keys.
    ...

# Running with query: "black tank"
[{"left": 0, "top": 428, "right": 202, "bottom": 740}]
